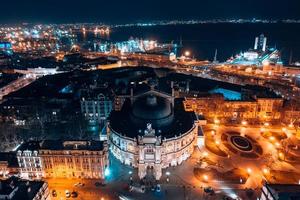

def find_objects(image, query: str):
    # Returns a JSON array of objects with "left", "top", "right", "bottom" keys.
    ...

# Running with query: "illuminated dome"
[{"left": 130, "top": 94, "right": 173, "bottom": 127}]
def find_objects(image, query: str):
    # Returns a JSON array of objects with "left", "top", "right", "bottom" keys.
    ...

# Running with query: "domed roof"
[{"left": 130, "top": 94, "right": 174, "bottom": 128}]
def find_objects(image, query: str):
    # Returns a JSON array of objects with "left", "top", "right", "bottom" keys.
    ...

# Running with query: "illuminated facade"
[
  {"left": 229, "top": 34, "right": 282, "bottom": 67},
  {"left": 16, "top": 141, "right": 43, "bottom": 179},
  {"left": 108, "top": 89, "right": 199, "bottom": 180},
  {"left": 17, "top": 140, "right": 109, "bottom": 179},
  {"left": 183, "top": 93, "right": 283, "bottom": 123},
  {"left": 40, "top": 140, "right": 109, "bottom": 179}
]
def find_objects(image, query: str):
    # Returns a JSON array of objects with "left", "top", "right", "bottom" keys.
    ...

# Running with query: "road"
[{"left": 0, "top": 74, "right": 37, "bottom": 100}]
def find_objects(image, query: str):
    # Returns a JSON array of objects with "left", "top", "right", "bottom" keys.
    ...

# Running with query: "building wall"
[
  {"left": 17, "top": 150, "right": 43, "bottom": 179},
  {"left": 108, "top": 123, "right": 198, "bottom": 180},
  {"left": 183, "top": 96, "right": 283, "bottom": 123},
  {"left": 40, "top": 148, "right": 108, "bottom": 179},
  {"left": 81, "top": 94, "right": 113, "bottom": 123},
  {"left": 17, "top": 141, "right": 109, "bottom": 180},
  {"left": 33, "top": 182, "right": 51, "bottom": 200}
]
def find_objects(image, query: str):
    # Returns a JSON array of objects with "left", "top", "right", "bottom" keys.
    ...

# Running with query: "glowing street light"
[
  {"left": 203, "top": 151, "right": 208, "bottom": 157},
  {"left": 263, "top": 168, "right": 269, "bottom": 174},
  {"left": 278, "top": 152, "right": 285, "bottom": 160},
  {"left": 211, "top": 130, "right": 216, "bottom": 136},
  {"left": 104, "top": 167, "right": 110, "bottom": 177},
  {"left": 184, "top": 51, "right": 190, "bottom": 57},
  {"left": 269, "top": 136, "right": 275, "bottom": 141},
  {"left": 247, "top": 168, "right": 252, "bottom": 174},
  {"left": 282, "top": 127, "right": 287, "bottom": 132},
  {"left": 241, "top": 120, "right": 247, "bottom": 126},
  {"left": 214, "top": 119, "right": 220, "bottom": 124},
  {"left": 203, "top": 174, "right": 209, "bottom": 181}
]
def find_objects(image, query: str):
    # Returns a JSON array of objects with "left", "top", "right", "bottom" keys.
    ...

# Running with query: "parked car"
[
  {"left": 52, "top": 190, "right": 57, "bottom": 197},
  {"left": 65, "top": 190, "right": 71, "bottom": 198},
  {"left": 71, "top": 191, "right": 78, "bottom": 198},
  {"left": 156, "top": 184, "right": 161, "bottom": 193}
]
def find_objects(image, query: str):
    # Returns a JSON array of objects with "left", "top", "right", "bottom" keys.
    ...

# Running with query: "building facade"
[
  {"left": 40, "top": 140, "right": 108, "bottom": 179},
  {"left": 16, "top": 140, "right": 109, "bottom": 180},
  {"left": 108, "top": 90, "right": 199, "bottom": 180},
  {"left": 183, "top": 93, "right": 283, "bottom": 123},
  {"left": 16, "top": 142, "right": 43, "bottom": 179},
  {"left": 81, "top": 93, "right": 113, "bottom": 123}
]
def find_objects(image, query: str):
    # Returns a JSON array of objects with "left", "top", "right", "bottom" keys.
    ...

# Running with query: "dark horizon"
[{"left": 1, "top": 0, "right": 300, "bottom": 24}]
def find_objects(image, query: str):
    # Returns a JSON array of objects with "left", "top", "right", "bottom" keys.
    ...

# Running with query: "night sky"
[{"left": 1, "top": 0, "right": 300, "bottom": 24}]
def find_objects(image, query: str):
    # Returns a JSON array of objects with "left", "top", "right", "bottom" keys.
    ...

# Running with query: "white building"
[
  {"left": 108, "top": 89, "right": 199, "bottom": 180},
  {"left": 16, "top": 141, "right": 43, "bottom": 179},
  {"left": 16, "top": 140, "right": 109, "bottom": 180}
]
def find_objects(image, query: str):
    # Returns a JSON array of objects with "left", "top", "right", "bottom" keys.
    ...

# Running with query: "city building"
[
  {"left": 229, "top": 34, "right": 282, "bottom": 67},
  {"left": 254, "top": 34, "right": 267, "bottom": 52},
  {"left": 183, "top": 88, "right": 283, "bottom": 123},
  {"left": 260, "top": 184, "right": 300, "bottom": 200},
  {"left": 108, "top": 87, "right": 199, "bottom": 180},
  {"left": 0, "top": 177, "right": 50, "bottom": 200},
  {"left": 81, "top": 92, "right": 113, "bottom": 124},
  {"left": 16, "top": 142, "right": 43, "bottom": 180},
  {"left": 17, "top": 140, "right": 109, "bottom": 179},
  {"left": 0, "top": 153, "right": 18, "bottom": 179},
  {"left": 40, "top": 140, "right": 108, "bottom": 179}
]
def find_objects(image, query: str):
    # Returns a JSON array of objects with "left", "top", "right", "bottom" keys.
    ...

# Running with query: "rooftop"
[
  {"left": 40, "top": 140, "right": 105, "bottom": 151},
  {"left": 265, "top": 184, "right": 300, "bottom": 200},
  {"left": 109, "top": 97, "right": 196, "bottom": 139},
  {"left": 0, "top": 176, "right": 46, "bottom": 200}
]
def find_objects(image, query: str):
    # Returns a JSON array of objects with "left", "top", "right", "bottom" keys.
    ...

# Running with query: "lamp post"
[
  {"left": 129, "top": 171, "right": 133, "bottom": 184},
  {"left": 166, "top": 171, "right": 170, "bottom": 183}
]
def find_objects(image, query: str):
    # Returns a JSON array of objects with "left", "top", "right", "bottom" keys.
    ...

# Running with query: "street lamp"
[
  {"left": 263, "top": 168, "right": 269, "bottom": 175},
  {"left": 184, "top": 51, "right": 190, "bottom": 57},
  {"left": 211, "top": 130, "right": 216, "bottom": 136},
  {"left": 247, "top": 168, "right": 252, "bottom": 174},
  {"left": 166, "top": 171, "right": 170, "bottom": 183},
  {"left": 203, "top": 174, "right": 209, "bottom": 182},
  {"left": 278, "top": 152, "right": 285, "bottom": 161},
  {"left": 214, "top": 119, "right": 220, "bottom": 124},
  {"left": 241, "top": 120, "right": 247, "bottom": 126},
  {"left": 203, "top": 151, "right": 208, "bottom": 157}
]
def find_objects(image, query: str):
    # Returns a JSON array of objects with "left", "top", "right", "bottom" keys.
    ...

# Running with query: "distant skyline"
[{"left": 1, "top": 0, "right": 300, "bottom": 24}]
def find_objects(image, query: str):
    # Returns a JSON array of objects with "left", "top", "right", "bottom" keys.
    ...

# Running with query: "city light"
[
  {"left": 0, "top": 7, "right": 300, "bottom": 200},
  {"left": 241, "top": 120, "right": 247, "bottom": 126},
  {"left": 247, "top": 168, "right": 252, "bottom": 174},
  {"left": 203, "top": 174, "right": 209, "bottom": 181},
  {"left": 184, "top": 51, "right": 191, "bottom": 57},
  {"left": 104, "top": 167, "right": 110, "bottom": 177}
]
